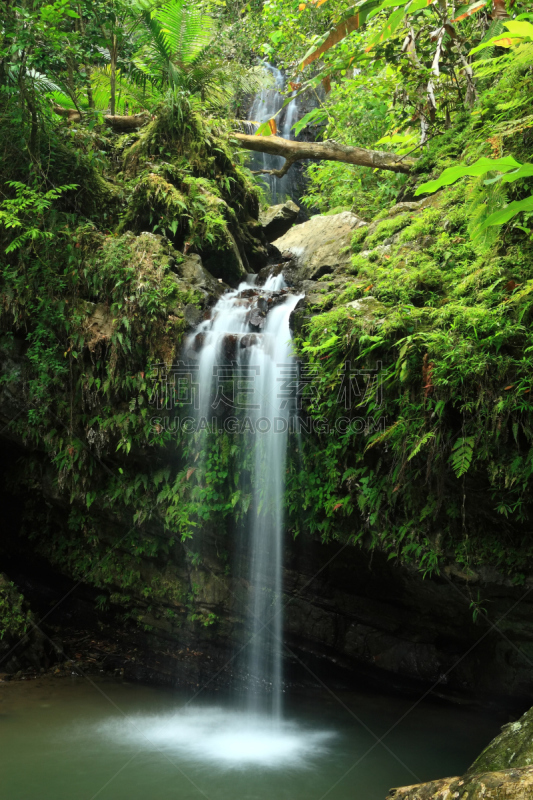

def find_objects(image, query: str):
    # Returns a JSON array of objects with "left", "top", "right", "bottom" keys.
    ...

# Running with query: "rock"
[
  {"left": 468, "top": 707, "right": 533, "bottom": 773},
  {"left": 272, "top": 211, "right": 367, "bottom": 282},
  {"left": 84, "top": 303, "right": 114, "bottom": 349},
  {"left": 346, "top": 296, "right": 386, "bottom": 324},
  {"left": 178, "top": 253, "right": 228, "bottom": 303},
  {"left": 204, "top": 231, "right": 248, "bottom": 287},
  {"left": 183, "top": 304, "right": 203, "bottom": 329},
  {"left": 387, "top": 767, "right": 533, "bottom": 799},
  {"left": 259, "top": 200, "right": 300, "bottom": 242},
  {"left": 386, "top": 704, "right": 533, "bottom": 799}
]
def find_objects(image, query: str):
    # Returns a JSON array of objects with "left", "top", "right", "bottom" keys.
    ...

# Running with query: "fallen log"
[
  {"left": 103, "top": 113, "right": 150, "bottom": 131},
  {"left": 52, "top": 105, "right": 149, "bottom": 131},
  {"left": 232, "top": 133, "right": 416, "bottom": 176}
]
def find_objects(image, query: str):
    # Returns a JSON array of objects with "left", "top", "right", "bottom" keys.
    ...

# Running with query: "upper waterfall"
[{"left": 247, "top": 64, "right": 302, "bottom": 205}]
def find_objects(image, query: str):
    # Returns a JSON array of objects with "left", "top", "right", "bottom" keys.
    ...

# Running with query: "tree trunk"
[
  {"left": 492, "top": 0, "right": 515, "bottom": 19},
  {"left": 109, "top": 34, "right": 117, "bottom": 117},
  {"left": 232, "top": 133, "right": 416, "bottom": 176}
]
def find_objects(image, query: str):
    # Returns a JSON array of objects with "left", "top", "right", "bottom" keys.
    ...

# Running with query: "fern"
[
  {"left": 450, "top": 437, "right": 475, "bottom": 478},
  {"left": 477, "top": 19, "right": 505, "bottom": 61},
  {"left": 407, "top": 430, "right": 435, "bottom": 462}
]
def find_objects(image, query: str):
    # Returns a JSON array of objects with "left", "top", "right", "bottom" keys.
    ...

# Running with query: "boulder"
[
  {"left": 386, "top": 705, "right": 533, "bottom": 799},
  {"left": 272, "top": 211, "right": 366, "bottom": 281},
  {"left": 178, "top": 253, "right": 228, "bottom": 301},
  {"left": 387, "top": 767, "right": 533, "bottom": 799},
  {"left": 259, "top": 200, "right": 300, "bottom": 241},
  {"left": 204, "top": 231, "right": 248, "bottom": 287}
]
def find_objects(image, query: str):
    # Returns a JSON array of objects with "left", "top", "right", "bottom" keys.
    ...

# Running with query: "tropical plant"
[{"left": 129, "top": 0, "right": 267, "bottom": 111}]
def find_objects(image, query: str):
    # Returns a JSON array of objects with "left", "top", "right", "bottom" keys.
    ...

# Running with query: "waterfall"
[
  {"left": 185, "top": 274, "right": 302, "bottom": 719},
  {"left": 248, "top": 64, "right": 301, "bottom": 204}
]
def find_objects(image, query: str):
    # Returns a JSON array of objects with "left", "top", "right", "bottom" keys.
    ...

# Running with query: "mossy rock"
[{"left": 467, "top": 707, "right": 533, "bottom": 773}]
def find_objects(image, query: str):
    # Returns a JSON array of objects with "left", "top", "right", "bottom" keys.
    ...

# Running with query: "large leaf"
[
  {"left": 415, "top": 156, "right": 523, "bottom": 195},
  {"left": 155, "top": 0, "right": 215, "bottom": 66},
  {"left": 470, "top": 19, "right": 533, "bottom": 54},
  {"left": 480, "top": 194, "right": 533, "bottom": 229},
  {"left": 292, "top": 107, "right": 329, "bottom": 136},
  {"left": 483, "top": 163, "right": 533, "bottom": 185},
  {"left": 451, "top": 1, "right": 488, "bottom": 22},
  {"left": 300, "top": 0, "right": 382, "bottom": 69},
  {"left": 366, "top": 0, "right": 437, "bottom": 52}
]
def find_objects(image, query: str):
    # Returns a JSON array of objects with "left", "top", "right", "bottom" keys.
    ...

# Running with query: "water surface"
[{"left": 0, "top": 677, "right": 502, "bottom": 800}]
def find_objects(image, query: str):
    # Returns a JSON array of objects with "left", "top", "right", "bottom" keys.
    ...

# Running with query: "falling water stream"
[
  {"left": 185, "top": 272, "right": 303, "bottom": 720},
  {"left": 248, "top": 63, "right": 301, "bottom": 203}
]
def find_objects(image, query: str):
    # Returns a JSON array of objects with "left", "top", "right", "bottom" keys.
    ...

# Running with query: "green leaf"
[
  {"left": 407, "top": 430, "right": 435, "bottom": 461},
  {"left": 470, "top": 20, "right": 533, "bottom": 54},
  {"left": 292, "top": 107, "right": 328, "bottom": 137},
  {"left": 479, "top": 194, "right": 533, "bottom": 229},
  {"left": 483, "top": 163, "right": 533, "bottom": 185},
  {"left": 415, "top": 157, "right": 522, "bottom": 195},
  {"left": 450, "top": 436, "right": 475, "bottom": 478}
]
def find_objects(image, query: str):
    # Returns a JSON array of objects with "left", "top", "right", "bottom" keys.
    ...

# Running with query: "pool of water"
[{"left": 0, "top": 677, "right": 502, "bottom": 800}]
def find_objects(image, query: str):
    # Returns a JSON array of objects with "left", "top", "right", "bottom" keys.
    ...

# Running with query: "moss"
[
  {"left": 365, "top": 213, "right": 413, "bottom": 248},
  {"left": 288, "top": 174, "right": 533, "bottom": 576},
  {"left": 468, "top": 707, "right": 533, "bottom": 773},
  {"left": 351, "top": 226, "right": 369, "bottom": 253},
  {"left": 397, "top": 207, "right": 443, "bottom": 243}
]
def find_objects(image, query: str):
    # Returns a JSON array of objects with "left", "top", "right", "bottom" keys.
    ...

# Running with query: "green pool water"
[{"left": 0, "top": 676, "right": 502, "bottom": 800}]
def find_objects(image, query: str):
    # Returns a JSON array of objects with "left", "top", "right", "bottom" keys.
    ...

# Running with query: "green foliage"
[
  {"left": 0, "top": 579, "right": 32, "bottom": 640},
  {"left": 287, "top": 177, "right": 533, "bottom": 576},
  {"left": 0, "top": 182, "right": 78, "bottom": 253}
]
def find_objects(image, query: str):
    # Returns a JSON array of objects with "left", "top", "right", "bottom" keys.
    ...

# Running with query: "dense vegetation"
[{"left": 1, "top": 0, "right": 533, "bottom": 637}]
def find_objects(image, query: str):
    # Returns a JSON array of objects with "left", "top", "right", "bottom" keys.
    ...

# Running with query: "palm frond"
[
  {"left": 26, "top": 69, "right": 65, "bottom": 95},
  {"left": 154, "top": 0, "right": 215, "bottom": 67},
  {"left": 91, "top": 66, "right": 160, "bottom": 114}
]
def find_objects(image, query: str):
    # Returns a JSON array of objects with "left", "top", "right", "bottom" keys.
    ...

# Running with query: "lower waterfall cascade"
[{"left": 185, "top": 272, "right": 303, "bottom": 719}]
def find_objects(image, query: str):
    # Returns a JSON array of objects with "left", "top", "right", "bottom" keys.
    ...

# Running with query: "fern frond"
[
  {"left": 477, "top": 19, "right": 505, "bottom": 61},
  {"left": 91, "top": 66, "right": 160, "bottom": 114},
  {"left": 450, "top": 437, "right": 475, "bottom": 478}
]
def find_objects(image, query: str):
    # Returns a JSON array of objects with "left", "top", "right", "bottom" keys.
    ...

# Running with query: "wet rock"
[
  {"left": 256, "top": 263, "right": 284, "bottom": 286},
  {"left": 240, "top": 334, "right": 260, "bottom": 349},
  {"left": 204, "top": 231, "right": 248, "bottom": 287},
  {"left": 387, "top": 706, "right": 533, "bottom": 799},
  {"left": 183, "top": 304, "right": 203, "bottom": 329},
  {"left": 179, "top": 253, "right": 229, "bottom": 300},
  {"left": 248, "top": 308, "right": 266, "bottom": 329},
  {"left": 259, "top": 200, "right": 300, "bottom": 242},
  {"left": 468, "top": 706, "right": 533, "bottom": 774},
  {"left": 220, "top": 334, "right": 238, "bottom": 361},
  {"left": 272, "top": 211, "right": 367, "bottom": 282},
  {"left": 387, "top": 767, "right": 533, "bottom": 800}
]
